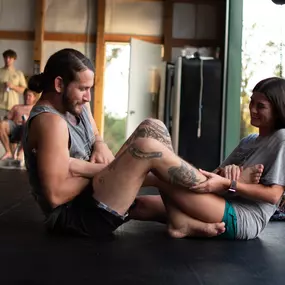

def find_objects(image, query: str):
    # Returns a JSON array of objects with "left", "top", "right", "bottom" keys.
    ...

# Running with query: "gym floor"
[{"left": 0, "top": 169, "right": 284, "bottom": 285}]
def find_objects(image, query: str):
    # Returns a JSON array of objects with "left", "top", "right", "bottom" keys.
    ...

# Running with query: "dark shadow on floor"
[{"left": 0, "top": 169, "right": 284, "bottom": 285}]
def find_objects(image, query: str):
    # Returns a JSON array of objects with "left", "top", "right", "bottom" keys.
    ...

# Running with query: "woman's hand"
[{"left": 221, "top": 164, "right": 243, "bottom": 181}]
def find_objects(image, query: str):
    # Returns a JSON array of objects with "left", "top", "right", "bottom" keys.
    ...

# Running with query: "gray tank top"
[{"left": 23, "top": 105, "right": 95, "bottom": 216}]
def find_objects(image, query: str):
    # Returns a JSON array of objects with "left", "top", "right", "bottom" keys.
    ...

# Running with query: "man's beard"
[{"left": 62, "top": 90, "right": 82, "bottom": 116}]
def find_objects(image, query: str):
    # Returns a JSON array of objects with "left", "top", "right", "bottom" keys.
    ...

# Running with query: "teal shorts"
[{"left": 217, "top": 200, "right": 237, "bottom": 239}]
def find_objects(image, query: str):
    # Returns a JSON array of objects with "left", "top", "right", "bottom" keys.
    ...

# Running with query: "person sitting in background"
[
  {"left": 0, "top": 49, "right": 27, "bottom": 119},
  {"left": 0, "top": 88, "right": 37, "bottom": 161}
]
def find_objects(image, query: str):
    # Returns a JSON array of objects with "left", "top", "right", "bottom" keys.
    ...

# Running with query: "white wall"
[
  {"left": 45, "top": 0, "right": 96, "bottom": 34},
  {"left": 0, "top": 0, "right": 35, "bottom": 75},
  {"left": 0, "top": 0, "right": 97, "bottom": 76},
  {"left": 171, "top": 3, "right": 218, "bottom": 62},
  {"left": 43, "top": 0, "right": 97, "bottom": 66},
  {"left": 172, "top": 3, "right": 217, "bottom": 39},
  {"left": 0, "top": 0, "right": 35, "bottom": 31},
  {"left": 0, "top": 0, "right": 220, "bottom": 68},
  {"left": 42, "top": 41, "right": 96, "bottom": 68},
  {"left": 105, "top": 0, "right": 163, "bottom": 36}
]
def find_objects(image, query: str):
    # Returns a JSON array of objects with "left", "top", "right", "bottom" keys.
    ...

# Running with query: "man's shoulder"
[
  {"left": 13, "top": 104, "right": 27, "bottom": 112},
  {"left": 32, "top": 111, "right": 66, "bottom": 125},
  {"left": 15, "top": 69, "right": 25, "bottom": 79},
  {"left": 29, "top": 112, "right": 68, "bottom": 141},
  {"left": 14, "top": 69, "right": 24, "bottom": 75},
  {"left": 0, "top": 67, "right": 7, "bottom": 76}
]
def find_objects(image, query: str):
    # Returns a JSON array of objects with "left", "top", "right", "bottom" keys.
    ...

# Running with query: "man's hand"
[
  {"left": 90, "top": 141, "right": 114, "bottom": 164},
  {"left": 190, "top": 169, "right": 231, "bottom": 193},
  {"left": 4, "top": 82, "right": 14, "bottom": 90}
]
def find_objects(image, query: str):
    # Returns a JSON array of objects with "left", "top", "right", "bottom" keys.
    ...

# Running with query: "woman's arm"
[
  {"left": 191, "top": 170, "right": 284, "bottom": 205},
  {"left": 233, "top": 181, "right": 284, "bottom": 205}
]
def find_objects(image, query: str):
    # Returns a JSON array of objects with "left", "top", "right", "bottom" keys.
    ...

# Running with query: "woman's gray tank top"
[{"left": 22, "top": 105, "right": 95, "bottom": 216}]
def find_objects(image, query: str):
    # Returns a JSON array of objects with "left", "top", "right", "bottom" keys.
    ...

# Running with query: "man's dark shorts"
[
  {"left": 45, "top": 188, "right": 128, "bottom": 238},
  {"left": 8, "top": 120, "right": 23, "bottom": 142}
]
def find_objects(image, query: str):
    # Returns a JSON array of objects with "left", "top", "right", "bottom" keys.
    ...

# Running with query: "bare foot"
[
  {"left": 0, "top": 152, "right": 13, "bottom": 161},
  {"left": 239, "top": 164, "right": 264, "bottom": 184},
  {"left": 129, "top": 196, "right": 167, "bottom": 223},
  {"left": 168, "top": 221, "right": 226, "bottom": 239},
  {"left": 167, "top": 208, "right": 225, "bottom": 239}
]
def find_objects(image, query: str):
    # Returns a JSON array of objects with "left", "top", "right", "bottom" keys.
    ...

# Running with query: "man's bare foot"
[
  {"left": 239, "top": 164, "right": 264, "bottom": 184},
  {"left": 168, "top": 221, "right": 226, "bottom": 239},
  {"left": 129, "top": 195, "right": 167, "bottom": 223},
  {"left": 0, "top": 152, "right": 13, "bottom": 160}
]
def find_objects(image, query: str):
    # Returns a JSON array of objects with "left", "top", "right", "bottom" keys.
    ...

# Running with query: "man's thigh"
[
  {"left": 6, "top": 120, "right": 18, "bottom": 140},
  {"left": 10, "top": 125, "right": 23, "bottom": 142},
  {"left": 0, "top": 109, "right": 8, "bottom": 120}
]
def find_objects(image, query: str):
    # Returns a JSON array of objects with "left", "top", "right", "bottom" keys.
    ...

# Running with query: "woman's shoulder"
[
  {"left": 239, "top": 133, "right": 259, "bottom": 145},
  {"left": 271, "top": 129, "right": 285, "bottom": 142}
]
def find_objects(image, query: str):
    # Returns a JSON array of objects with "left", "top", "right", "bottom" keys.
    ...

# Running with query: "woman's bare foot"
[
  {"left": 167, "top": 205, "right": 225, "bottom": 239},
  {"left": 130, "top": 195, "right": 226, "bottom": 238},
  {"left": 168, "top": 219, "right": 225, "bottom": 239},
  {"left": 0, "top": 152, "right": 13, "bottom": 160},
  {"left": 129, "top": 195, "right": 167, "bottom": 223},
  {"left": 239, "top": 164, "right": 264, "bottom": 184}
]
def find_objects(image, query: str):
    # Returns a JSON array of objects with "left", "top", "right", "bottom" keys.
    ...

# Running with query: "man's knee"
[
  {"left": 140, "top": 118, "right": 166, "bottom": 129},
  {"left": 0, "top": 120, "right": 9, "bottom": 134},
  {"left": 131, "top": 136, "right": 162, "bottom": 151}
]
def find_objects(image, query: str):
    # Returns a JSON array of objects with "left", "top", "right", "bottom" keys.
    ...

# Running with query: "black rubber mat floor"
[{"left": 0, "top": 169, "right": 284, "bottom": 285}]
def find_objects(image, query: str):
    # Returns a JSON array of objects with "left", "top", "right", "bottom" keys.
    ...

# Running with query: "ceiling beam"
[
  {"left": 0, "top": 31, "right": 34, "bottom": 40},
  {"left": 44, "top": 32, "right": 96, "bottom": 43},
  {"left": 104, "top": 34, "right": 163, "bottom": 44},
  {"left": 172, "top": 38, "right": 219, "bottom": 47}
]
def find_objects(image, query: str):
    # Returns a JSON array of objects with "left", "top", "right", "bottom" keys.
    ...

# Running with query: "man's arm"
[
  {"left": 85, "top": 102, "right": 114, "bottom": 163},
  {"left": 6, "top": 106, "right": 16, "bottom": 121},
  {"left": 31, "top": 113, "right": 99, "bottom": 207},
  {"left": 85, "top": 102, "right": 103, "bottom": 142},
  {"left": 7, "top": 71, "right": 26, "bottom": 94},
  {"left": 11, "top": 85, "right": 25, "bottom": 94},
  {"left": 69, "top": 157, "right": 106, "bottom": 178}
]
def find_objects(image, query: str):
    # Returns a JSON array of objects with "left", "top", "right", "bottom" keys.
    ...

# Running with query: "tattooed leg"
[
  {"left": 90, "top": 131, "right": 227, "bottom": 235},
  {"left": 168, "top": 160, "right": 203, "bottom": 188},
  {"left": 123, "top": 141, "right": 206, "bottom": 189},
  {"left": 133, "top": 119, "right": 174, "bottom": 151},
  {"left": 115, "top": 118, "right": 174, "bottom": 158}
]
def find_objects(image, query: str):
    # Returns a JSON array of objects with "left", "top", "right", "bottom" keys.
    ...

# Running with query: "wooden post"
[
  {"left": 94, "top": 0, "right": 106, "bottom": 135},
  {"left": 33, "top": 0, "right": 46, "bottom": 74},
  {"left": 163, "top": 0, "right": 173, "bottom": 62}
]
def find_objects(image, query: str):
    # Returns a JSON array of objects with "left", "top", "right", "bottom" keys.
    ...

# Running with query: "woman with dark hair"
[{"left": 131, "top": 77, "right": 285, "bottom": 240}]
